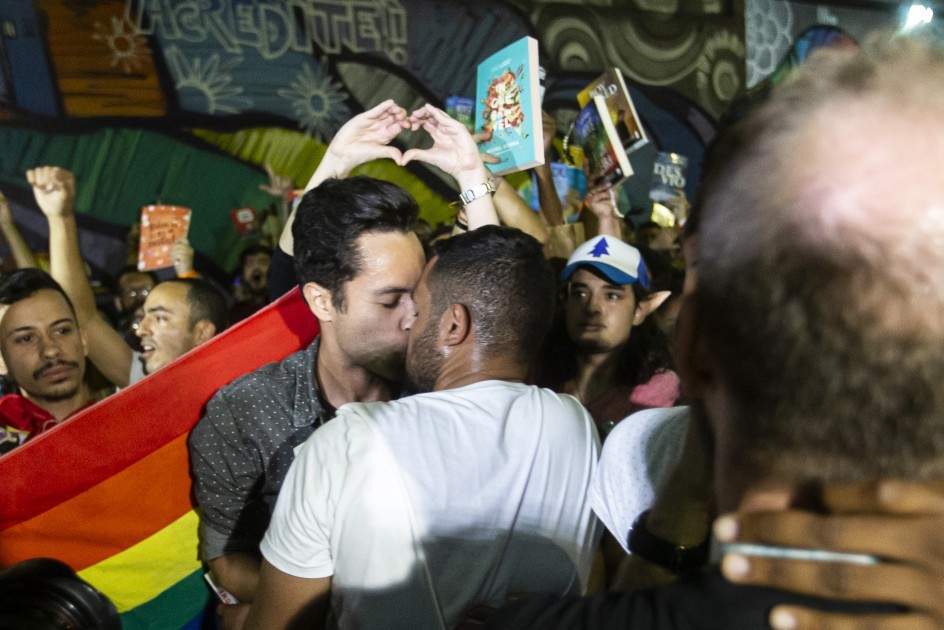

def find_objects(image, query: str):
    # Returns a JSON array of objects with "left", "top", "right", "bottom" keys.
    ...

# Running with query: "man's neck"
[
  {"left": 315, "top": 338, "right": 397, "bottom": 409},
  {"left": 569, "top": 349, "right": 621, "bottom": 404},
  {"left": 28, "top": 385, "right": 91, "bottom": 422},
  {"left": 433, "top": 347, "right": 528, "bottom": 392}
]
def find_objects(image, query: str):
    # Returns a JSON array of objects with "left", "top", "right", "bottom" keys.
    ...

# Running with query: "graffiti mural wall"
[{"left": 0, "top": 0, "right": 748, "bottom": 273}]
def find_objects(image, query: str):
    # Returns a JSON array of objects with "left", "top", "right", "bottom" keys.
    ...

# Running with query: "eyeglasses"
[{"left": 124, "top": 288, "right": 150, "bottom": 299}]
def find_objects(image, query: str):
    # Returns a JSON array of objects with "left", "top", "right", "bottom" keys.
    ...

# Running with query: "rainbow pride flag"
[{"left": 0, "top": 290, "right": 319, "bottom": 628}]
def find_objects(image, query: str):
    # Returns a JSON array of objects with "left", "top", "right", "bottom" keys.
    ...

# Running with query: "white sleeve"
[
  {"left": 588, "top": 407, "right": 690, "bottom": 553},
  {"left": 259, "top": 415, "right": 355, "bottom": 579}
]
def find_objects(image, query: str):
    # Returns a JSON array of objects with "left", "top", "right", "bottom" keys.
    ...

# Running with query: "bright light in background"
[{"left": 903, "top": 3, "right": 934, "bottom": 30}]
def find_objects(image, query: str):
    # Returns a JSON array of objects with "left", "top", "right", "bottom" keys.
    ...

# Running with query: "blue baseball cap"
[{"left": 559, "top": 235, "right": 650, "bottom": 289}]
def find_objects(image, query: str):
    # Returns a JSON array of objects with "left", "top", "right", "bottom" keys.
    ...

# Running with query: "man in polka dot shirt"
[{"left": 189, "top": 100, "right": 502, "bottom": 621}]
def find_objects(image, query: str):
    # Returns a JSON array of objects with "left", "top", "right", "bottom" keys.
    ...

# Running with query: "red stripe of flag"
[{"left": 0, "top": 290, "right": 318, "bottom": 530}]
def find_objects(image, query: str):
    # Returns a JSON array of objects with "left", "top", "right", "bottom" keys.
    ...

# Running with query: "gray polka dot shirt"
[{"left": 189, "top": 338, "right": 331, "bottom": 561}]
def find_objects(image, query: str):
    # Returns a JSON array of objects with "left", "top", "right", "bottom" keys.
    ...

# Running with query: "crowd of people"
[{"left": 2, "top": 30, "right": 944, "bottom": 630}]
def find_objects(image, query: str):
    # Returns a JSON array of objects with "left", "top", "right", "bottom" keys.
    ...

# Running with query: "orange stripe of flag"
[
  {"left": 0, "top": 290, "right": 318, "bottom": 528},
  {"left": 0, "top": 432, "right": 192, "bottom": 570}
]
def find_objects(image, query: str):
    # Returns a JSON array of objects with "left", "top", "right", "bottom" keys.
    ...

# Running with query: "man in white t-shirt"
[{"left": 247, "top": 226, "right": 601, "bottom": 630}]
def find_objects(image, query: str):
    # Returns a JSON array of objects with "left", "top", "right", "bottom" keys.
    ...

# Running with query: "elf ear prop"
[{"left": 634, "top": 291, "right": 671, "bottom": 326}]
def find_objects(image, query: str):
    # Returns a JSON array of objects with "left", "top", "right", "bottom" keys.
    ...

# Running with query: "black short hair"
[
  {"left": 292, "top": 177, "right": 418, "bottom": 311},
  {"left": 237, "top": 244, "right": 272, "bottom": 273},
  {"left": 428, "top": 226, "right": 554, "bottom": 363},
  {"left": 161, "top": 278, "right": 229, "bottom": 333},
  {"left": 0, "top": 269, "right": 77, "bottom": 319},
  {"left": 113, "top": 265, "right": 157, "bottom": 293}
]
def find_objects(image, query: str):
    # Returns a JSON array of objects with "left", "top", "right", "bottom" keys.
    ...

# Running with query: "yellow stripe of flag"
[{"left": 78, "top": 510, "right": 202, "bottom": 612}]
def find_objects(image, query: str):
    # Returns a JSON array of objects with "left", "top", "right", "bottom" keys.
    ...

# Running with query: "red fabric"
[
  {"left": 0, "top": 289, "right": 318, "bottom": 530},
  {"left": 0, "top": 396, "right": 95, "bottom": 438},
  {"left": 581, "top": 370, "right": 681, "bottom": 432},
  {"left": 628, "top": 370, "right": 681, "bottom": 408},
  {"left": 0, "top": 395, "right": 54, "bottom": 434}
]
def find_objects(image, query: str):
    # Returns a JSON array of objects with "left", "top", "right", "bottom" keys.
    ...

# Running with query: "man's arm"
[
  {"left": 492, "top": 178, "right": 549, "bottom": 244},
  {"left": 279, "top": 100, "right": 410, "bottom": 256},
  {"left": 190, "top": 391, "right": 269, "bottom": 602},
  {"left": 533, "top": 111, "right": 566, "bottom": 227},
  {"left": 0, "top": 190, "right": 38, "bottom": 269},
  {"left": 583, "top": 184, "right": 624, "bottom": 240},
  {"left": 244, "top": 560, "right": 331, "bottom": 630},
  {"left": 717, "top": 480, "right": 944, "bottom": 630},
  {"left": 208, "top": 553, "right": 261, "bottom": 604},
  {"left": 27, "top": 167, "right": 133, "bottom": 387},
  {"left": 612, "top": 413, "right": 713, "bottom": 591}
]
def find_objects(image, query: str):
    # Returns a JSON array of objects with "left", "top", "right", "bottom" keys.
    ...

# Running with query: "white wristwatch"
[{"left": 458, "top": 180, "right": 496, "bottom": 206}]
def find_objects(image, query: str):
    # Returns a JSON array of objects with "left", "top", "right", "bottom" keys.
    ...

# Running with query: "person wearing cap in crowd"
[{"left": 550, "top": 234, "right": 678, "bottom": 439}]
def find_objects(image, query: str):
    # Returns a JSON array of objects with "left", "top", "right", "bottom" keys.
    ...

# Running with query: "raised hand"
[
  {"left": 171, "top": 236, "right": 195, "bottom": 277},
  {"left": 585, "top": 183, "right": 617, "bottom": 220},
  {"left": 312, "top": 99, "right": 410, "bottom": 186},
  {"left": 471, "top": 131, "right": 501, "bottom": 166},
  {"left": 259, "top": 161, "right": 295, "bottom": 199},
  {"left": 26, "top": 166, "right": 75, "bottom": 218}
]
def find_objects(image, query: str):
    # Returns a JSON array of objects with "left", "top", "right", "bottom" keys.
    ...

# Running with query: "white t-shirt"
[
  {"left": 589, "top": 406, "right": 689, "bottom": 553},
  {"left": 261, "top": 380, "right": 601, "bottom": 629}
]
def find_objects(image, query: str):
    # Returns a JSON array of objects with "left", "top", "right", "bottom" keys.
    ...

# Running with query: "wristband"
[
  {"left": 627, "top": 509, "right": 710, "bottom": 574},
  {"left": 458, "top": 180, "right": 496, "bottom": 207},
  {"left": 454, "top": 217, "right": 469, "bottom": 231}
]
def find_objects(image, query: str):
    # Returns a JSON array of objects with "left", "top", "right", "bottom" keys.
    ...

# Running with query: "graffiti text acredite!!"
[{"left": 127, "top": 0, "right": 408, "bottom": 64}]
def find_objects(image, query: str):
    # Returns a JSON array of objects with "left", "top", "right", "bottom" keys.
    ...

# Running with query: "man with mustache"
[
  {"left": 28, "top": 166, "right": 228, "bottom": 389},
  {"left": 0, "top": 269, "right": 92, "bottom": 454}
]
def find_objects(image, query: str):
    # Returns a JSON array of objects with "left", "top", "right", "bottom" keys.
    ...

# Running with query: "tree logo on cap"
[{"left": 590, "top": 238, "right": 609, "bottom": 258}]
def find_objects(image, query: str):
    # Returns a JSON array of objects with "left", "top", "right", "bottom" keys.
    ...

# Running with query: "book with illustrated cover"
[
  {"left": 475, "top": 36, "right": 544, "bottom": 176},
  {"left": 138, "top": 204, "right": 191, "bottom": 271},
  {"left": 577, "top": 67, "right": 648, "bottom": 155},
  {"left": 576, "top": 94, "right": 633, "bottom": 189},
  {"left": 446, "top": 95, "right": 476, "bottom": 133}
]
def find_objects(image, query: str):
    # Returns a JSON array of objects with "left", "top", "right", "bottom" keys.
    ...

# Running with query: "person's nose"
[
  {"left": 402, "top": 299, "right": 417, "bottom": 331},
  {"left": 136, "top": 315, "right": 151, "bottom": 338},
  {"left": 39, "top": 333, "right": 62, "bottom": 360}
]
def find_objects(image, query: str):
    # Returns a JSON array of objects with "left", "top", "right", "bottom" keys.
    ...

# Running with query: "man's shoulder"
[
  {"left": 211, "top": 341, "right": 315, "bottom": 403},
  {"left": 343, "top": 381, "right": 590, "bottom": 430}
]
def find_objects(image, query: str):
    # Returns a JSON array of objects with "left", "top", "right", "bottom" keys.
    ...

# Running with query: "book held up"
[
  {"left": 576, "top": 94, "right": 633, "bottom": 190},
  {"left": 138, "top": 204, "right": 191, "bottom": 271},
  {"left": 577, "top": 67, "right": 648, "bottom": 155},
  {"left": 475, "top": 36, "right": 544, "bottom": 176}
]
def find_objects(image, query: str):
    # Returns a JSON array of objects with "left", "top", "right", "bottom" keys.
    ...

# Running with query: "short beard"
[
  {"left": 363, "top": 348, "right": 407, "bottom": 383},
  {"left": 38, "top": 384, "right": 81, "bottom": 403},
  {"left": 405, "top": 320, "right": 444, "bottom": 394}
]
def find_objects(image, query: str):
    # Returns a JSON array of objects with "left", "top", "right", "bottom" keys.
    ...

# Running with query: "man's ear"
[
  {"left": 633, "top": 290, "right": 672, "bottom": 326},
  {"left": 673, "top": 294, "right": 713, "bottom": 402},
  {"left": 439, "top": 303, "right": 472, "bottom": 349},
  {"left": 192, "top": 320, "right": 216, "bottom": 345},
  {"left": 302, "top": 282, "right": 335, "bottom": 322}
]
